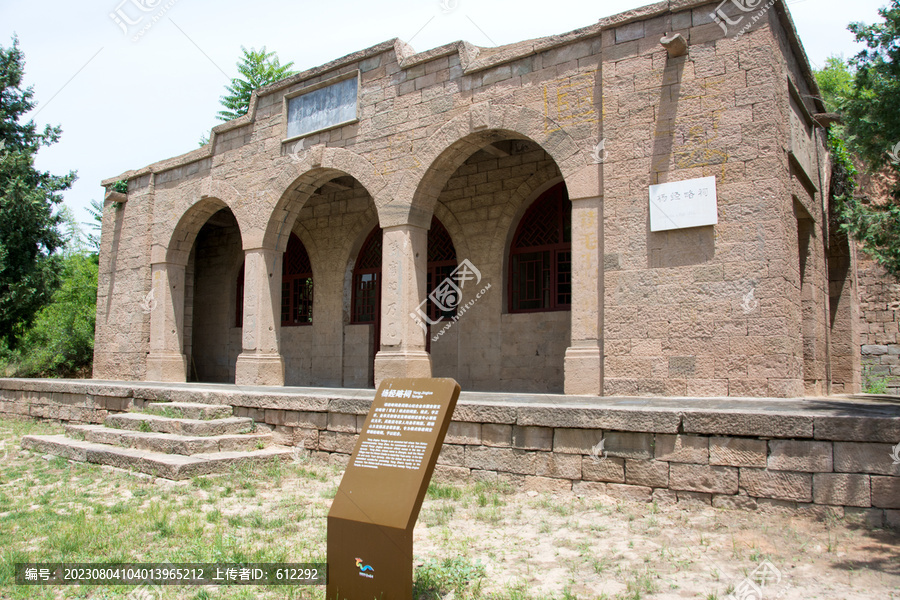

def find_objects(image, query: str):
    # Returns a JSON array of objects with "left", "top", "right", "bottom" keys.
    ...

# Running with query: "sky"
[{"left": 0, "top": 0, "right": 890, "bottom": 228}]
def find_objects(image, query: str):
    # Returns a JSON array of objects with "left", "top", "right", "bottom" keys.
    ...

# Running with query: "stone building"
[{"left": 94, "top": 0, "right": 859, "bottom": 398}]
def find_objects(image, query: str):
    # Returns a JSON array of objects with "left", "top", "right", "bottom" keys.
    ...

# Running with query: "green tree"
[
  {"left": 12, "top": 253, "right": 98, "bottom": 377},
  {"left": 84, "top": 198, "right": 104, "bottom": 254},
  {"left": 815, "top": 56, "right": 853, "bottom": 115},
  {"left": 0, "top": 36, "right": 76, "bottom": 346},
  {"left": 217, "top": 46, "right": 296, "bottom": 122},
  {"left": 814, "top": 3, "right": 900, "bottom": 278},
  {"left": 844, "top": 1, "right": 900, "bottom": 173}
]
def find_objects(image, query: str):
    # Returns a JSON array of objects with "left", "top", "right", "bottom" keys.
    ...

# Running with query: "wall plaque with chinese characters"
[
  {"left": 649, "top": 175, "right": 718, "bottom": 232},
  {"left": 286, "top": 74, "right": 358, "bottom": 140},
  {"left": 326, "top": 378, "right": 461, "bottom": 600}
]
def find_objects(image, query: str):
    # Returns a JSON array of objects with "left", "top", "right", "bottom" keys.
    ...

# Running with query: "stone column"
[
  {"left": 564, "top": 196, "right": 604, "bottom": 395},
  {"left": 235, "top": 248, "right": 285, "bottom": 386},
  {"left": 146, "top": 262, "right": 188, "bottom": 382},
  {"left": 374, "top": 224, "right": 432, "bottom": 385}
]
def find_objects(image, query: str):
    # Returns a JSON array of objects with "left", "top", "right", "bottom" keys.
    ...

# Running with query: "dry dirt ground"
[
  {"left": 0, "top": 417, "right": 898, "bottom": 600},
  {"left": 412, "top": 479, "right": 900, "bottom": 599}
]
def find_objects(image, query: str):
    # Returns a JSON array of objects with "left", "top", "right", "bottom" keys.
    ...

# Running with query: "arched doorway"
[
  {"left": 350, "top": 226, "right": 381, "bottom": 386},
  {"left": 187, "top": 208, "right": 243, "bottom": 383}
]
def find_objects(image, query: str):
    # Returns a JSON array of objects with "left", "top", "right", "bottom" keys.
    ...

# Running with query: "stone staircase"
[{"left": 21, "top": 401, "right": 293, "bottom": 480}]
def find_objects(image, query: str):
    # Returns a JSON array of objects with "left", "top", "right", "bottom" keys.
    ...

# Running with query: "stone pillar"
[
  {"left": 565, "top": 196, "right": 604, "bottom": 395},
  {"left": 235, "top": 248, "right": 285, "bottom": 386},
  {"left": 374, "top": 224, "right": 432, "bottom": 385},
  {"left": 146, "top": 262, "right": 188, "bottom": 382}
]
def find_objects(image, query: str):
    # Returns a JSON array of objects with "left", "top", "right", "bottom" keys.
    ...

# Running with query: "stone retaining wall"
[{"left": 1, "top": 379, "right": 898, "bottom": 526}]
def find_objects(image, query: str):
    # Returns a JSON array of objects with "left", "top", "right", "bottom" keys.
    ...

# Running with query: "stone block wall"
[
  {"left": 857, "top": 253, "right": 900, "bottom": 394},
  {"left": 2, "top": 379, "right": 897, "bottom": 524},
  {"left": 93, "top": 183, "right": 154, "bottom": 381},
  {"left": 94, "top": 0, "right": 844, "bottom": 397}
]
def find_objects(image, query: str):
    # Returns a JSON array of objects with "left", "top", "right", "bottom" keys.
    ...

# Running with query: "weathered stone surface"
[
  {"left": 105, "top": 413, "right": 253, "bottom": 436},
  {"left": 833, "top": 442, "right": 900, "bottom": 476},
  {"left": 767, "top": 440, "right": 833, "bottom": 472},
  {"left": 582, "top": 455, "right": 625, "bottom": 483},
  {"left": 524, "top": 475, "right": 572, "bottom": 493},
  {"left": 813, "top": 473, "right": 871, "bottom": 508},
  {"left": 453, "top": 404, "right": 517, "bottom": 424},
  {"left": 284, "top": 410, "right": 327, "bottom": 429},
  {"left": 535, "top": 453, "right": 582, "bottom": 479},
  {"left": 655, "top": 434, "right": 709, "bottom": 463},
  {"left": 326, "top": 412, "right": 358, "bottom": 433},
  {"left": 669, "top": 463, "right": 738, "bottom": 494},
  {"left": 573, "top": 481, "right": 608, "bottom": 496},
  {"left": 740, "top": 469, "right": 813, "bottom": 502},
  {"left": 554, "top": 428, "right": 604, "bottom": 454},
  {"left": 145, "top": 401, "right": 232, "bottom": 420},
  {"left": 886, "top": 509, "right": 900, "bottom": 529},
  {"left": 604, "top": 483, "right": 652, "bottom": 502},
  {"left": 625, "top": 459, "right": 669, "bottom": 488},
  {"left": 814, "top": 416, "right": 900, "bottom": 443},
  {"left": 437, "top": 443, "right": 466, "bottom": 466},
  {"left": 651, "top": 488, "right": 678, "bottom": 506},
  {"left": 512, "top": 426, "right": 553, "bottom": 451},
  {"left": 603, "top": 432, "right": 654, "bottom": 459},
  {"left": 712, "top": 493, "right": 758, "bottom": 511},
  {"left": 293, "top": 427, "right": 319, "bottom": 449},
  {"left": 446, "top": 422, "right": 482, "bottom": 445},
  {"left": 482, "top": 423, "right": 512, "bottom": 447},
  {"left": 683, "top": 412, "right": 812, "bottom": 438},
  {"left": 872, "top": 476, "right": 900, "bottom": 509},
  {"left": 516, "top": 407, "right": 680, "bottom": 432},
  {"left": 464, "top": 446, "right": 551, "bottom": 476},
  {"left": 844, "top": 507, "right": 885, "bottom": 528},
  {"left": 432, "top": 465, "right": 470, "bottom": 485},
  {"left": 709, "top": 437, "right": 767, "bottom": 467},
  {"left": 317, "top": 431, "right": 357, "bottom": 454},
  {"left": 676, "top": 491, "right": 712, "bottom": 506}
]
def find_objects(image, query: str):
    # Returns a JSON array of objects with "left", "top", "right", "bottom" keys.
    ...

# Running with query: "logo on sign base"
[{"left": 356, "top": 558, "right": 374, "bottom": 579}]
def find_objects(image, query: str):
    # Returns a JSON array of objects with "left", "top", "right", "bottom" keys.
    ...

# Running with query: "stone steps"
[
  {"left": 143, "top": 401, "right": 233, "bottom": 420},
  {"left": 20, "top": 398, "right": 287, "bottom": 480},
  {"left": 105, "top": 413, "right": 254, "bottom": 436},
  {"left": 64, "top": 424, "right": 272, "bottom": 455},
  {"left": 21, "top": 434, "right": 293, "bottom": 480}
]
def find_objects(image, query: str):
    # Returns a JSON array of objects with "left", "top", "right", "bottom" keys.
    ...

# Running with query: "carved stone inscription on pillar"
[{"left": 327, "top": 377, "right": 460, "bottom": 600}]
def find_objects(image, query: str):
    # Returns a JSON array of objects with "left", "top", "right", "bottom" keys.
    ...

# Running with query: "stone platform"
[{"left": 1, "top": 378, "right": 898, "bottom": 525}]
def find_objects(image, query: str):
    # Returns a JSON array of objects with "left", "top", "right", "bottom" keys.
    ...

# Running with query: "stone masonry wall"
[
  {"left": 96, "top": 0, "right": 841, "bottom": 397},
  {"left": 2, "top": 379, "right": 897, "bottom": 525},
  {"left": 857, "top": 253, "right": 900, "bottom": 394}
]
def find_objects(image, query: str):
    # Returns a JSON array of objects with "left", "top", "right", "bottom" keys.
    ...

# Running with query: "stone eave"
[{"left": 102, "top": 0, "right": 824, "bottom": 187}]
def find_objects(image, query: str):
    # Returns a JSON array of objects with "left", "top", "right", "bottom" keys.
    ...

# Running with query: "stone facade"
[{"left": 94, "top": 0, "right": 857, "bottom": 397}]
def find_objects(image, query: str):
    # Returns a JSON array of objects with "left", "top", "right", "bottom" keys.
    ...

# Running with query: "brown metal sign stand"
[{"left": 326, "top": 377, "right": 461, "bottom": 600}]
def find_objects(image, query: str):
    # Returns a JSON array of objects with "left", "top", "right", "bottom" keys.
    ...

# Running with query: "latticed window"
[
  {"left": 352, "top": 227, "right": 382, "bottom": 324},
  {"left": 509, "top": 182, "right": 572, "bottom": 312},
  {"left": 426, "top": 217, "right": 458, "bottom": 322},
  {"left": 282, "top": 234, "right": 313, "bottom": 326},
  {"left": 234, "top": 235, "right": 314, "bottom": 328}
]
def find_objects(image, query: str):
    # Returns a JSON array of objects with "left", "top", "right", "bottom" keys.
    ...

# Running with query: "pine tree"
[
  {"left": 217, "top": 46, "right": 296, "bottom": 122},
  {"left": 0, "top": 36, "right": 76, "bottom": 346}
]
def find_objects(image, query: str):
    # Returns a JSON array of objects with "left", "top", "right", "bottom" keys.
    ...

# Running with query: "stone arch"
[
  {"left": 391, "top": 102, "right": 594, "bottom": 228},
  {"left": 288, "top": 220, "right": 320, "bottom": 283},
  {"left": 431, "top": 202, "right": 470, "bottom": 266},
  {"left": 496, "top": 172, "right": 567, "bottom": 313},
  {"left": 162, "top": 196, "right": 237, "bottom": 266},
  {"left": 261, "top": 147, "right": 388, "bottom": 253}
]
